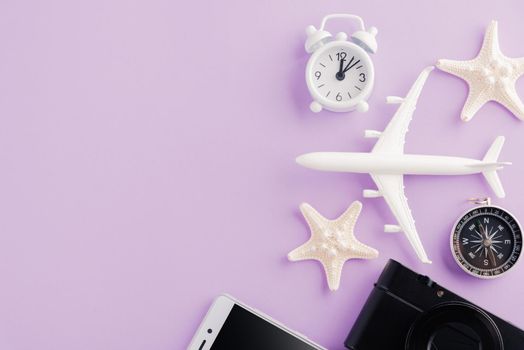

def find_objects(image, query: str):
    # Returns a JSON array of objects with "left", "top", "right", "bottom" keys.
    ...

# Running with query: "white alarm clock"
[{"left": 305, "top": 14, "right": 378, "bottom": 113}]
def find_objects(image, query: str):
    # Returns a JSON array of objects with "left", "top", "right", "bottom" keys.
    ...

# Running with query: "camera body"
[{"left": 345, "top": 259, "right": 524, "bottom": 350}]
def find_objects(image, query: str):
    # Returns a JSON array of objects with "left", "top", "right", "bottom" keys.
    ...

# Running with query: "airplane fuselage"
[{"left": 297, "top": 152, "right": 492, "bottom": 175}]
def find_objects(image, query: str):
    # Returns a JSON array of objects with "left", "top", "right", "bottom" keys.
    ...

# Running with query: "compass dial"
[{"left": 451, "top": 205, "right": 522, "bottom": 278}]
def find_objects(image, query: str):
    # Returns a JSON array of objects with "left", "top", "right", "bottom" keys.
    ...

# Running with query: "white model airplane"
[{"left": 296, "top": 66, "right": 511, "bottom": 264}]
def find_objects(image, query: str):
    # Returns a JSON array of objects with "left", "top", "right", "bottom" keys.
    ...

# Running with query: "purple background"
[{"left": 1, "top": 1, "right": 524, "bottom": 349}]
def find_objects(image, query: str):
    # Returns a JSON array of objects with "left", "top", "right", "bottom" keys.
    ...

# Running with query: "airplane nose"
[
  {"left": 296, "top": 153, "right": 318, "bottom": 168},
  {"left": 296, "top": 152, "right": 358, "bottom": 172},
  {"left": 296, "top": 154, "right": 307, "bottom": 166},
  {"left": 296, "top": 152, "right": 347, "bottom": 171}
]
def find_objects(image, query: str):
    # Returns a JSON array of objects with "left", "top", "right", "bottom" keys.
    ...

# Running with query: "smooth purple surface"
[{"left": 1, "top": 1, "right": 524, "bottom": 349}]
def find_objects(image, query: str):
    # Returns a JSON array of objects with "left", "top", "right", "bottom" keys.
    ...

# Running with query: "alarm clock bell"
[
  {"left": 351, "top": 27, "right": 378, "bottom": 54},
  {"left": 304, "top": 25, "right": 331, "bottom": 53},
  {"left": 304, "top": 16, "right": 378, "bottom": 54}
]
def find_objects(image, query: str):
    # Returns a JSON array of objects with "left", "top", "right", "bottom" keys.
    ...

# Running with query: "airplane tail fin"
[
  {"left": 482, "top": 136, "right": 509, "bottom": 198},
  {"left": 482, "top": 136, "right": 505, "bottom": 163}
]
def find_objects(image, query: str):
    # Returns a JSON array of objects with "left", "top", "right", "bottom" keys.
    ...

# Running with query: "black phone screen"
[{"left": 210, "top": 304, "right": 318, "bottom": 349}]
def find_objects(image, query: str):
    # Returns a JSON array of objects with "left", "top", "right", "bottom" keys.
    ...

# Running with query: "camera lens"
[{"left": 405, "top": 302, "right": 503, "bottom": 350}]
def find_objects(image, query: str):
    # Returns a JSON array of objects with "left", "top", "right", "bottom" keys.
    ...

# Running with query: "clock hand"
[
  {"left": 336, "top": 58, "right": 345, "bottom": 81},
  {"left": 343, "top": 57, "right": 360, "bottom": 73},
  {"left": 342, "top": 56, "right": 354, "bottom": 72}
]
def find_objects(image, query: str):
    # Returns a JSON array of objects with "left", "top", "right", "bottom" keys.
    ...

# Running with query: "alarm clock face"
[
  {"left": 306, "top": 41, "right": 374, "bottom": 112},
  {"left": 451, "top": 205, "right": 522, "bottom": 278}
]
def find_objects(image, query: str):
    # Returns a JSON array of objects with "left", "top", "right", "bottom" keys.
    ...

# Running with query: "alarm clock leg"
[
  {"left": 356, "top": 101, "right": 369, "bottom": 113},
  {"left": 310, "top": 101, "right": 323, "bottom": 113}
]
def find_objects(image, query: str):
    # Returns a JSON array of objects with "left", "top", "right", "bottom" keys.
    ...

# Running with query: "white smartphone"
[{"left": 187, "top": 294, "right": 325, "bottom": 350}]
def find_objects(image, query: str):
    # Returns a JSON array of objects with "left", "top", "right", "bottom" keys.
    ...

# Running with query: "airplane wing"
[
  {"left": 372, "top": 66, "right": 434, "bottom": 155},
  {"left": 365, "top": 67, "right": 434, "bottom": 264},
  {"left": 370, "top": 173, "right": 432, "bottom": 264}
]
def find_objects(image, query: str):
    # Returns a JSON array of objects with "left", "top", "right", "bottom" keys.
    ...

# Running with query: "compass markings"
[{"left": 453, "top": 206, "right": 522, "bottom": 277}]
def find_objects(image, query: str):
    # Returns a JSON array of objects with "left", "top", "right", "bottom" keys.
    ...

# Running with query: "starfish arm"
[
  {"left": 345, "top": 239, "right": 379, "bottom": 260},
  {"left": 514, "top": 57, "right": 524, "bottom": 76},
  {"left": 336, "top": 201, "right": 362, "bottom": 235},
  {"left": 321, "top": 258, "right": 345, "bottom": 291},
  {"left": 437, "top": 58, "right": 477, "bottom": 78},
  {"left": 287, "top": 240, "right": 317, "bottom": 261},
  {"left": 299, "top": 203, "right": 327, "bottom": 236},
  {"left": 480, "top": 20, "right": 500, "bottom": 58},
  {"left": 461, "top": 87, "right": 490, "bottom": 121},
  {"left": 496, "top": 84, "right": 524, "bottom": 120}
]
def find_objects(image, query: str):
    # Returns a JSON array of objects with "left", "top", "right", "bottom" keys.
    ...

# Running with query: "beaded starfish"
[
  {"left": 288, "top": 201, "right": 378, "bottom": 291},
  {"left": 437, "top": 20, "right": 524, "bottom": 121}
]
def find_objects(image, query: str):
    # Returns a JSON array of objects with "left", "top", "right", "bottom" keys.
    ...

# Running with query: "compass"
[{"left": 451, "top": 198, "right": 522, "bottom": 279}]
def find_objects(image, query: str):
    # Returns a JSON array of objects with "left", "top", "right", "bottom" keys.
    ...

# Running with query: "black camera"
[{"left": 345, "top": 259, "right": 524, "bottom": 350}]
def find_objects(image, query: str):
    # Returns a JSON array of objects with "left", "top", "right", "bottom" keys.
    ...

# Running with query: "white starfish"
[
  {"left": 288, "top": 201, "right": 378, "bottom": 291},
  {"left": 437, "top": 20, "right": 524, "bottom": 121}
]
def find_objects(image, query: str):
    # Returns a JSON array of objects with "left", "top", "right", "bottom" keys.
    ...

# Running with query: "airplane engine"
[
  {"left": 386, "top": 96, "right": 404, "bottom": 104},
  {"left": 363, "top": 189, "right": 382, "bottom": 198},
  {"left": 384, "top": 224, "right": 402, "bottom": 233},
  {"left": 364, "top": 130, "right": 382, "bottom": 138}
]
